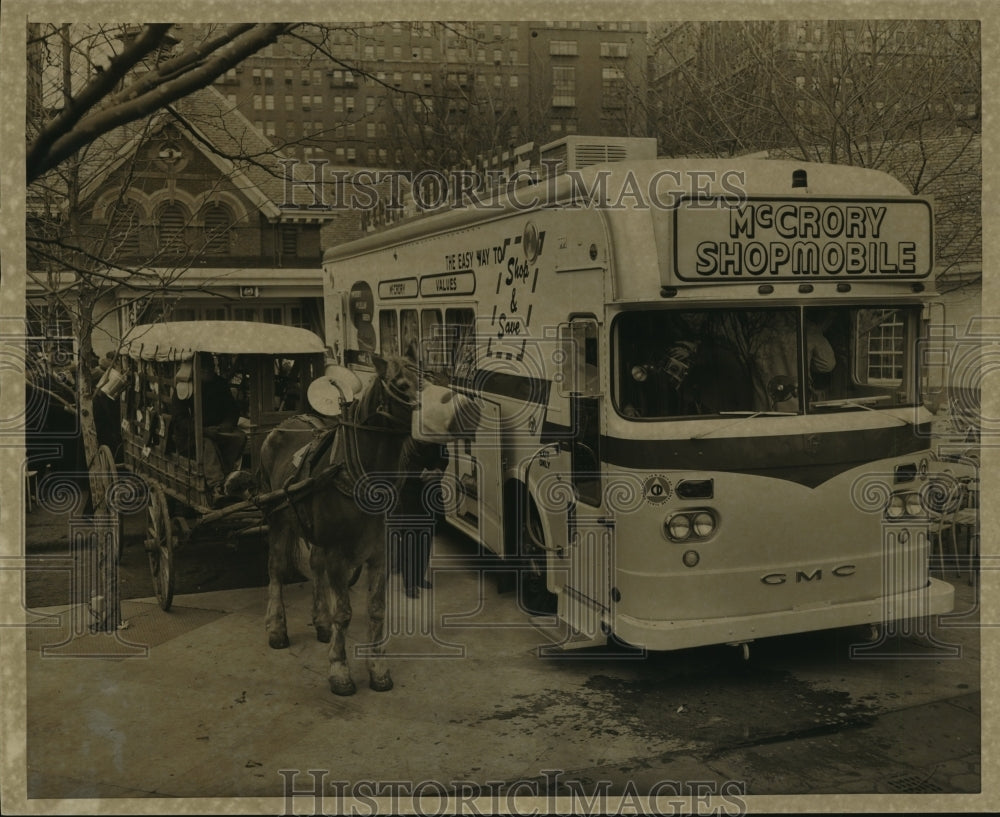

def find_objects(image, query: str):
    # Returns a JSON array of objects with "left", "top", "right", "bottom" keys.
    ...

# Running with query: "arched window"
[
  {"left": 157, "top": 203, "right": 188, "bottom": 254},
  {"left": 201, "top": 203, "right": 234, "bottom": 255},
  {"left": 109, "top": 200, "right": 141, "bottom": 257}
]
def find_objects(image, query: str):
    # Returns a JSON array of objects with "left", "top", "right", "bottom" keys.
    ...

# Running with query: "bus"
[{"left": 322, "top": 153, "right": 955, "bottom": 652}]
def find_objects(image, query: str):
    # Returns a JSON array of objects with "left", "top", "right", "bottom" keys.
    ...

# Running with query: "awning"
[{"left": 120, "top": 321, "right": 326, "bottom": 361}]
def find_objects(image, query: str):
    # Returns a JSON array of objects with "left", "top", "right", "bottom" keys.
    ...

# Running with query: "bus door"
[
  {"left": 446, "top": 397, "right": 504, "bottom": 554},
  {"left": 556, "top": 317, "right": 611, "bottom": 639}
]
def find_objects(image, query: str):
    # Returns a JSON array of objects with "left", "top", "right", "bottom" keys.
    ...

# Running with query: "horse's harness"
[{"left": 270, "top": 369, "right": 418, "bottom": 545}]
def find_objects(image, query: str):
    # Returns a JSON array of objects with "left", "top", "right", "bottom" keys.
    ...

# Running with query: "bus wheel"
[{"left": 518, "top": 497, "right": 557, "bottom": 616}]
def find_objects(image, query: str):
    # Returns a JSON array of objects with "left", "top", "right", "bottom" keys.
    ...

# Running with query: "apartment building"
[{"left": 206, "top": 21, "right": 648, "bottom": 170}]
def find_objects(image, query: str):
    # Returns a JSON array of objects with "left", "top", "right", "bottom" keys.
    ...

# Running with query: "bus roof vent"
[{"left": 539, "top": 135, "right": 657, "bottom": 173}]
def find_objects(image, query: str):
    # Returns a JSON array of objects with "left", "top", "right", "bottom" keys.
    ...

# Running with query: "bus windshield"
[{"left": 615, "top": 304, "right": 920, "bottom": 419}]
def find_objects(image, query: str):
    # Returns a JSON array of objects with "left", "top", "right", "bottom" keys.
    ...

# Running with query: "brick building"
[
  {"left": 202, "top": 21, "right": 648, "bottom": 171},
  {"left": 26, "top": 86, "right": 352, "bottom": 360}
]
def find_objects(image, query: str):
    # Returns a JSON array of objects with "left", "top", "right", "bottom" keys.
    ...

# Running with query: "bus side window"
[
  {"left": 445, "top": 307, "right": 476, "bottom": 379},
  {"left": 421, "top": 308, "right": 445, "bottom": 371},
  {"left": 400, "top": 309, "right": 419, "bottom": 362},
  {"left": 379, "top": 309, "right": 400, "bottom": 357}
]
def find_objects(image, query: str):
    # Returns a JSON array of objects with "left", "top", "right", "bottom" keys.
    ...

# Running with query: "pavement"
[{"left": 5, "top": 524, "right": 987, "bottom": 813}]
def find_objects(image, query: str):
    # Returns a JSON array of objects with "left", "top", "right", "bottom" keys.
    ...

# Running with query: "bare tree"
[
  {"left": 649, "top": 19, "right": 981, "bottom": 287},
  {"left": 27, "top": 23, "right": 300, "bottom": 184}
]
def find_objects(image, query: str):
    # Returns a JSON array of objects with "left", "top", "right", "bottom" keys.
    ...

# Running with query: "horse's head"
[
  {"left": 369, "top": 355, "right": 420, "bottom": 427},
  {"left": 369, "top": 355, "right": 480, "bottom": 441}
]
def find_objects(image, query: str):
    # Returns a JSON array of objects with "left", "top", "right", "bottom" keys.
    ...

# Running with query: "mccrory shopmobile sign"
[{"left": 673, "top": 196, "right": 933, "bottom": 280}]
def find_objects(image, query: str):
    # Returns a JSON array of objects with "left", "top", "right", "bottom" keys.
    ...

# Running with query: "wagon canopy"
[{"left": 120, "top": 321, "right": 326, "bottom": 361}]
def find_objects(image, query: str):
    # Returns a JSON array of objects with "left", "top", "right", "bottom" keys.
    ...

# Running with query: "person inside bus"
[
  {"left": 751, "top": 311, "right": 836, "bottom": 411},
  {"left": 624, "top": 318, "right": 751, "bottom": 417}
]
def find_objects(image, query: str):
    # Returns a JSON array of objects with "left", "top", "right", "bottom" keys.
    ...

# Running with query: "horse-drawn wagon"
[
  {"left": 118, "top": 321, "right": 328, "bottom": 610},
  {"left": 116, "top": 319, "right": 474, "bottom": 694}
]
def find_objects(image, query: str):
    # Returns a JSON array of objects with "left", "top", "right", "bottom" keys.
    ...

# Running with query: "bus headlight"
[
  {"left": 666, "top": 515, "right": 691, "bottom": 541},
  {"left": 664, "top": 509, "right": 717, "bottom": 542},
  {"left": 886, "top": 494, "right": 906, "bottom": 519},
  {"left": 885, "top": 491, "right": 926, "bottom": 520},
  {"left": 692, "top": 512, "right": 716, "bottom": 537}
]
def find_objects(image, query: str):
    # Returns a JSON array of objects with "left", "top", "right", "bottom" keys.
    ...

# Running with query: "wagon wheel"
[
  {"left": 146, "top": 483, "right": 175, "bottom": 611},
  {"left": 90, "top": 445, "right": 125, "bottom": 563}
]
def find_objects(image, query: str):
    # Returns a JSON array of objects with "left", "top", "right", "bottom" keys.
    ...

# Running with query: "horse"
[{"left": 254, "top": 355, "right": 471, "bottom": 696}]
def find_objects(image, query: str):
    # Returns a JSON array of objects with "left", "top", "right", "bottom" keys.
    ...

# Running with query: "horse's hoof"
[
  {"left": 268, "top": 632, "right": 290, "bottom": 650},
  {"left": 315, "top": 626, "right": 332, "bottom": 643},
  {"left": 329, "top": 677, "right": 357, "bottom": 696},
  {"left": 369, "top": 674, "right": 394, "bottom": 692}
]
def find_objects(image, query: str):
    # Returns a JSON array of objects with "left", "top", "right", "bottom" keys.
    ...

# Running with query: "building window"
[
  {"left": 285, "top": 94, "right": 294, "bottom": 111},
  {"left": 280, "top": 224, "right": 298, "bottom": 258},
  {"left": 264, "top": 95, "right": 274, "bottom": 110},
  {"left": 201, "top": 203, "right": 234, "bottom": 255},
  {"left": 600, "top": 42, "right": 629, "bottom": 58},
  {"left": 156, "top": 203, "right": 188, "bottom": 254},
  {"left": 365, "top": 96, "right": 376, "bottom": 113},
  {"left": 552, "top": 66, "right": 576, "bottom": 107},
  {"left": 602, "top": 67, "right": 625, "bottom": 107},
  {"left": 109, "top": 200, "right": 142, "bottom": 257},
  {"left": 550, "top": 40, "right": 579, "bottom": 56},
  {"left": 367, "top": 123, "right": 376, "bottom": 138},
  {"left": 253, "top": 94, "right": 262, "bottom": 110}
]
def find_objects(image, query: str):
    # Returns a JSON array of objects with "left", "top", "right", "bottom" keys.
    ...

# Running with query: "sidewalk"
[{"left": 15, "top": 559, "right": 983, "bottom": 807}]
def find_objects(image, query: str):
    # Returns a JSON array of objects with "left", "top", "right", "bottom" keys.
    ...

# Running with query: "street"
[{"left": 17, "top": 508, "right": 982, "bottom": 806}]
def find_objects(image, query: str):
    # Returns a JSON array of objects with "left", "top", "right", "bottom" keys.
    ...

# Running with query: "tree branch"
[{"left": 28, "top": 23, "right": 297, "bottom": 184}]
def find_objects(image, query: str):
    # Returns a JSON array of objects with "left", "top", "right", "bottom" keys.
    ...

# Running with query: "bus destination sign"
[{"left": 673, "top": 197, "right": 933, "bottom": 281}]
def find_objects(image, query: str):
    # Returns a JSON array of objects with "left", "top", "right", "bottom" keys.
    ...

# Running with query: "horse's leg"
[
  {"left": 265, "top": 522, "right": 292, "bottom": 650},
  {"left": 326, "top": 566, "right": 356, "bottom": 696},
  {"left": 308, "top": 541, "right": 333, "bottom": 644},
  {"left": 366, "top": 550, "right": 393, "bottom": 692}
]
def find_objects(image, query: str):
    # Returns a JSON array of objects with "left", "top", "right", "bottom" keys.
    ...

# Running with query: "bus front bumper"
[{"left": 609, "top": 578, "right": 956, "bottom": 652}]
